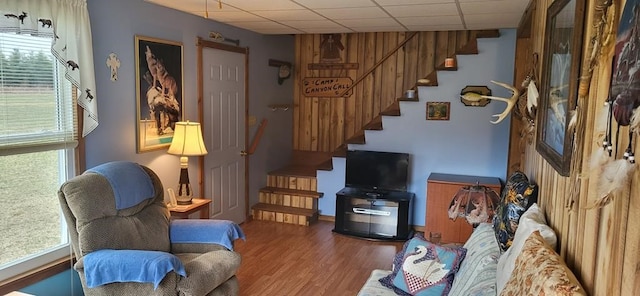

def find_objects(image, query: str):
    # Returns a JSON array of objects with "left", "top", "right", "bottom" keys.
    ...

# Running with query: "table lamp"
[
  {"left": 168, "top": 121, "right": 208, "bottom": 205},
  {"left": 447, "top": 182, "right": 500, "bottom": 225}
]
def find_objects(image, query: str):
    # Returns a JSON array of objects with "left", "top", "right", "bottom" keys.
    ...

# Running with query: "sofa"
[{"left": 357, "top": 172, "right": 586, "bottom": 296}]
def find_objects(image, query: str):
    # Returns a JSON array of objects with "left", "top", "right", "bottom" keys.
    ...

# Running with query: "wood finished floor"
[{"left": 234, "top": 220, "right": 404, "bottom": 296}]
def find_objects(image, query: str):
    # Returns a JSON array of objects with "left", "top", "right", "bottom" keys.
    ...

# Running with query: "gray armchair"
[{"left": 58, "top": 161, "right": 243, "bottom": 295}]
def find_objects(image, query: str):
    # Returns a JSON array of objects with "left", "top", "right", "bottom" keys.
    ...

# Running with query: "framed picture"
[
  {"left": 426, "top": 102, "right": 450, "bottom": 120},
  {"left": 535, "top": 0, "right": 585, "bottom": 176},
  {"left": 135, "top": 35, "right": 184, "bottom": 153}
]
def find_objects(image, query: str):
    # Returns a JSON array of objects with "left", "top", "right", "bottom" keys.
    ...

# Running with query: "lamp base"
[
  {"left": 176, "top": 166, "right": 193, "bottom": 205},
  {"left": 176, "top": 195, "right": 192, "bottom": 205}
]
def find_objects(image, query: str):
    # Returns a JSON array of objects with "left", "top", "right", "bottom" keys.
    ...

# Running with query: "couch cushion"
[
  {"left": 496, "top": 203, "right": 557, "bottom": 293},
  {"left": 379, "top": 236, "right": 466, "bottom": 295},
  {"left": 492, "top": 171, "right": 538, "bottom": 252},
  {"left": 448, "top": 222, "right": 500, "bottom": 296},
  {"left": 500, "top": 231, "right": 586, "bottom": 296},
  {"left": 358, "top": 269, "right": 396, "bottom": 296}
]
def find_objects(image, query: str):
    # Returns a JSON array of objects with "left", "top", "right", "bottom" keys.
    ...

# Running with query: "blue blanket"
[
  {"left": 83, "top": 249, "right": 186, "bottom": 289},
  {"left": 87, "top": 161, "right": 155, "bottom": 210},
  {"left": 170, "top": 220, "right": 245, "bottom": 250}
]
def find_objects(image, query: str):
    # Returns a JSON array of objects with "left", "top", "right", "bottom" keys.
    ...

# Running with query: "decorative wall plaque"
[{"left": 303, "top": 77, "right": 353, "bottom": 97}]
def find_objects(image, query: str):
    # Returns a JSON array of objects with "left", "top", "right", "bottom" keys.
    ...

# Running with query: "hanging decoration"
[
  {"left": 589, "top": 0, "right": 638, "bottom": 208},
  {"left": 106, "top": 53, "right": 120, "bottom": 82}
]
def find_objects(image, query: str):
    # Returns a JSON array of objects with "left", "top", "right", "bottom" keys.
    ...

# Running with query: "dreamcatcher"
[{"left": 590, "top": 0, "right": 640, "bottom": 208}]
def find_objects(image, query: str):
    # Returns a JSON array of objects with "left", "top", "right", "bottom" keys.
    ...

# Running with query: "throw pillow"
[
  {"left": 496, "top": 203, "right": 557, "bottom": 293},
  {"left": 448, "top": 223, "right": 500, "bottom": 296},
  {"left": 379, "top": 236, "right": 466, "bottom": 295},
  {"left": 492, "top": 171, "right": 538, "bottom": 251},
  {"left": 500, "top": 231, "right": 586, "bottom": 296}
]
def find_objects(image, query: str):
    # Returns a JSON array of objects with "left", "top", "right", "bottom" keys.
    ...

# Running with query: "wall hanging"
[
  {"left": 536, "top": 0, "right": 586, "bottom": 177},
  {"left": 426, "top": 102, "right": 450, "bottom": 120},
  {"left": 589, "top": 0, "right": 638, "bottom": 208},
  {"left": 106, "top": 52, "right": 120, "bottom": 82},
  {"left": 460, "top": 85, "right": 491, "bottom": 107},
  {"left": 135, "top": 35, "right": 184, "bottom": 153}
]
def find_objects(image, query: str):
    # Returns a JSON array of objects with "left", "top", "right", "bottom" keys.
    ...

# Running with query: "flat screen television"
[{"left": 345, "top": 150, "right": 410, "bottom": 192}]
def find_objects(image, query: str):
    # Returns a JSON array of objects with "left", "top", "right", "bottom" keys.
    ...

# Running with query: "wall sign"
[{"left": 303, "top": 77, "right": 353, "bottom": 97}]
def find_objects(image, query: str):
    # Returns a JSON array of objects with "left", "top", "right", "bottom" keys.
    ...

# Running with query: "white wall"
[{"left": 318, "top": 29, "right": 517, "bottom": 226}]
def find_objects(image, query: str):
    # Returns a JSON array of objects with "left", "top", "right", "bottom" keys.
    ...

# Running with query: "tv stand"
[{"left": 333, "top": 187, "right": 414, "bottom": 241}]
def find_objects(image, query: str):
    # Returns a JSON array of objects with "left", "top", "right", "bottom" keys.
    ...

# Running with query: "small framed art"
[{"left": 426, "top": 102, "right": 450, "bottom": 120}]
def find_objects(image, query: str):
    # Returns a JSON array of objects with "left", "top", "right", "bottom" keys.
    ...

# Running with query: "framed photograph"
[
  {"left": 426, "top": 102, "right": 450, "bottom": 120},
  {"left": 535, "top": 0, "right": 585, "bottom": 176},
  {"left": 135, "top": 35, "right": 184, "bottom": 153}
]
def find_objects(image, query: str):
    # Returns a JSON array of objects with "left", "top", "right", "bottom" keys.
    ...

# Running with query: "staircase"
[{"left": 251, "top": 29, "right": 501, "bottom": 225}]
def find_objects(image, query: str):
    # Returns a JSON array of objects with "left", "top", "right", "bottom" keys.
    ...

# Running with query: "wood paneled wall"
[
  {"left": 292, "top": 31, "right": 486, "bottom": 153},
  {"left": 515, "top": 0, "right": 640, "bottom": 294}
]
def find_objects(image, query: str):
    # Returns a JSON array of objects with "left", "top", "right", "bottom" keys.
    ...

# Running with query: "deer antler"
[{"left": 482, "top": 80, "right": 520, "bottom": 124}]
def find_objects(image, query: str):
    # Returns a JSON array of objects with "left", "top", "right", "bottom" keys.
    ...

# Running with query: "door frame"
[{"left": 196, "top": 37, "right": 250, "bottom": 219}]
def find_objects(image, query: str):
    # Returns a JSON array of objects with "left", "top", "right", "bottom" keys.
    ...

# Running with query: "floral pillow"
[
  {"left": 492, "top": 171, "right": 538, "bottom": 252},
  {"left": 379, "top": 236, "right": 466, "bottom": 295},
  {"left": 500, "top": 231, "right": 586, "bottom": 296}
]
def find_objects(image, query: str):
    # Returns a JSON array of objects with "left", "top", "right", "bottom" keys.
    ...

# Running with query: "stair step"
[
  {"left": 333, "top": 144, "right": 348, "bottom": 157},
  {"left": 259, "top": 186, "right": 324, "bottom": 198},
  {"left": 380, "top": 102, "right": 401, "bottom": 116},
  {"left": 346, "top": 130, "right": 366, "bottom": 144},
  {"left": 363, "top": 116, "right": 383, "bottom": 130},
  {"left": 251, "top": 203, "right": 319, "bottom": 226},
  {"left": 317, "top": 159, "right": 333, "bottom": 171},
  {"left": 456, "top": 40, "right": 479, "bottom": 55}
]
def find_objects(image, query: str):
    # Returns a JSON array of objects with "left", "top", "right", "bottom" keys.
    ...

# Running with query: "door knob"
[{"left": 240, "top": 151, "right": 248, "bottom": 156}]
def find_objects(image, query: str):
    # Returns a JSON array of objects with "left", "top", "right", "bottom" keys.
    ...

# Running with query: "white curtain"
[{"left": 0, "top": 0, "right": 97, "bottom": 136}]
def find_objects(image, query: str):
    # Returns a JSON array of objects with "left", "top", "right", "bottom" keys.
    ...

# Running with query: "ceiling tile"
[
  {"left": 253, "top": 10, "right": 325, "bottom": 21},
  {"left": 460, "top": 1, "right": 528, "bottom": 14},
  {"left": 208, "top": 11, "right": 268, "bottom": 22},
  {"left": 294, "top": 0, "right": 377, "bottom": 9},
  {"left": 398, "top": 15, "right": 462, "bottom": 26},
  {"left": 281, "top": 20, "right": 347, "bottom": 30},
  {"left": 221, "top": 0, "right": 305, "bottom": 10},
  {"left": 315, "top": 7, "right": 389, "bottom": 19},
  {"left": 337, "top": 18, "right": 402, "bottom": 27},
  {"left": 374, "top": 0, "right": 455, "bottom": 4},
  {"left": 383, "top": 3, "right": 459, "bottom": 17}
]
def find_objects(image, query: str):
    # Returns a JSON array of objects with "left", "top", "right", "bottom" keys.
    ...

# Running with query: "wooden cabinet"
[{"left": 426, "top": 173, "right": 501, "bottom": 244}]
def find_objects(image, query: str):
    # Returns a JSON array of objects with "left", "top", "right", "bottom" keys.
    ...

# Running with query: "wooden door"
[{"left": 200, "top": 42, "right": 247, "bottom": 223}]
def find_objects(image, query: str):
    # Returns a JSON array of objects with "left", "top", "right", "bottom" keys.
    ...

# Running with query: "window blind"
[{"left": 0, "top": 32, "right": 77, "bottom": 156}]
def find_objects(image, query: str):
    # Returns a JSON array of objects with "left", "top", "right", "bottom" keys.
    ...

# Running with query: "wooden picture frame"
[
  {"left": 535, "top": 0, "right": 585, "bottom": 176},
  {"left": 135, "top": 35, "right": 184, "bottom": 153},
  {"left": 426, "top": 102, "right": 450, "bottom": 120}
]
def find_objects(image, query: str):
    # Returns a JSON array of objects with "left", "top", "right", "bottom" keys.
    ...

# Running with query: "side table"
[{"left": 168, "top": 198, "right": 211, "bottom": 219}]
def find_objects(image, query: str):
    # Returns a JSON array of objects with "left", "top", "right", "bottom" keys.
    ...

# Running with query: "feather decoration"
[
  {"left": 589, "top": 146, "right": 611, "bottom": 173},
  {"left": 631, "top": 108, "right": 640, "bottom": 134},
  {"left": 588, "top": 158, "right": 636, "bottom": 208},
  {"left": 526, "top": 80, "right": 539, "bottom": 116},
  {"left": 568, "top": 109, "right": 578, "bottom": 132}
]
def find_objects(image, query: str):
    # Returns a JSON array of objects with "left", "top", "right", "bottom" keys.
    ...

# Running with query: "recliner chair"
[{"left": 58, "top": 161, "right": 243, "bottom": 295}]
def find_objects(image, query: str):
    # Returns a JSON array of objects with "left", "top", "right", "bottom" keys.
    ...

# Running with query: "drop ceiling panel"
[{"left": 144, "top": 0, "right": 530, "bottom": 34}]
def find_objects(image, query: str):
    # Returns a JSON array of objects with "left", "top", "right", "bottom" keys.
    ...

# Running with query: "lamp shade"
[
  {"left": 447, "top": 182, "right": 500, "bottom": 225},
  {"left": 168, "top": 121, "right": 208, "bottom": 156}
]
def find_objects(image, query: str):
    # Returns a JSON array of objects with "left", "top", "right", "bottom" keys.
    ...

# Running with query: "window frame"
[{"left": 0, "top": 31, "right": 84, "bottom": 291}]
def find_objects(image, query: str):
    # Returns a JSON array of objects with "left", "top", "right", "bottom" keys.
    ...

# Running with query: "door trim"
[{"left": 196, "top": 37, "right": 250, "bottom": 219}]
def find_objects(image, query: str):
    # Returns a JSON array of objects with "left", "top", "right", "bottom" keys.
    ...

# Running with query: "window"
[{"left": 0, "top": 32, "right": 77, "bottom": 281}]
